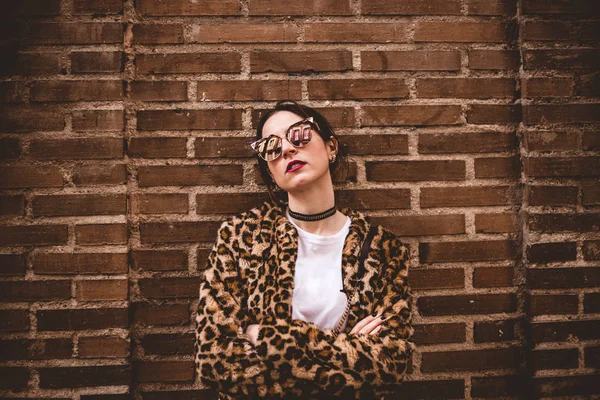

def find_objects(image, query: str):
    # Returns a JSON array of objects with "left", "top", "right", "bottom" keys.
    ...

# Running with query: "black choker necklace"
[{"left": 288, "top": 205, "right": 337, "bottom": 221}]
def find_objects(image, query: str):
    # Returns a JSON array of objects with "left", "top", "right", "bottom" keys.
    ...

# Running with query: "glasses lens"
[
  {"left": 288, "top": 123, "right": 312, "bottom": 147},
  {"left": 262, "top": 136, "right": 282, "bottom": 161}
]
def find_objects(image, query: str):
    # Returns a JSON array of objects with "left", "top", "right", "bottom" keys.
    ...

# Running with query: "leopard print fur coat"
[{"left": 195, "top": 200, "right": 414, "bottom": 399}]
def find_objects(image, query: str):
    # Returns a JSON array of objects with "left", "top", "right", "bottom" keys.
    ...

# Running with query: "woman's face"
[{"left": 261, "top": 111, "right": 336, "bottom": 193}]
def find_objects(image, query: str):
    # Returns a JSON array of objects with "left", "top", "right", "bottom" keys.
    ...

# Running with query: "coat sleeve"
[{"left": 254, "top": 228, "right": 414, "bottom": 398}]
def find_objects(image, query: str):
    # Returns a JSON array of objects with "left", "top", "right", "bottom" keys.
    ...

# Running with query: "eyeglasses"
[{"left": 250, "top": 117, "right": 321, "bottom": 162}]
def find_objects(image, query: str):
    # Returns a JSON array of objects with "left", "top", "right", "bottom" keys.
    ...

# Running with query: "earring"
[{"left": 329, "top": 154, "right": 336, "bottom": 164}]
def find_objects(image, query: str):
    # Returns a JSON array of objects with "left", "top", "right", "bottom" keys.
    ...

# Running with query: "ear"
[{"left": 327, "top": 136, "right": 338, "bottom": 156}]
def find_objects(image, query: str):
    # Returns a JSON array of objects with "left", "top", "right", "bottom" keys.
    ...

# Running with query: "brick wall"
[{"left": 0, "top": 0, "right": 598, "bottom": 398}]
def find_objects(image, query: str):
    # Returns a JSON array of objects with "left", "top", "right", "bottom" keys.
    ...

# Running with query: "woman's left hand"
[
  {"left": 246, "top": 324, "right": 259, "bottom": 346},
  {"left": 349, "top": 312, "right": 388, "bottom": 336}
]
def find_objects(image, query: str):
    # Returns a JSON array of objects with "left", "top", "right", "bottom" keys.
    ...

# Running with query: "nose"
[{"left": 280, "top": 136, "right": 297, "bottom": 159}]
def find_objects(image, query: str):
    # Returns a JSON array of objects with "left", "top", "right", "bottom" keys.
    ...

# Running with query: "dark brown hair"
[{"left": 254, "top": 100, "right": 349, "bottom": 204}]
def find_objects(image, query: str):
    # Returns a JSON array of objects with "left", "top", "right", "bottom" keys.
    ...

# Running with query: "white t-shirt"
[{"left": 286, "top": 209, "right": 351, "bottom": 331}]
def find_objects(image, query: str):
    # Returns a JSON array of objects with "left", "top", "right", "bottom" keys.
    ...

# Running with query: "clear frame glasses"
[{"left": 250, "top": 117, "right": 321, "bottom": 162}]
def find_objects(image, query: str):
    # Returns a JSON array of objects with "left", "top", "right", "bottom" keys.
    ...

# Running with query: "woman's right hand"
[{"left": 349, "top": 312, "right": 388, "bottom": 336}]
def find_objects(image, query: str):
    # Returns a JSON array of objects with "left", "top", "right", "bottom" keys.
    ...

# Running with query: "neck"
[{"left": 286, "top": 179, "right": 344, "bottom": 235}]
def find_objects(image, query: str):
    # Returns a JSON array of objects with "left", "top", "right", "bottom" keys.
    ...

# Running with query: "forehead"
[{"left": 262, "top": 111, "right": 304, "bottom": 138}]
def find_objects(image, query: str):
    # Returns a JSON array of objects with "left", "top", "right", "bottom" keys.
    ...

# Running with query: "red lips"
[{"left": 286, "top": 160, "right": 306, "bottom": 172}]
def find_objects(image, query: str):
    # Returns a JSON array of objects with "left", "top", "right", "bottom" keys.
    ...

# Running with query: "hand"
[
  {"left": 349, "top": 312, "right": 388, "bottom": 336},
  {"left": 246, "top": 324, "right": 259, "bottom": 346}
]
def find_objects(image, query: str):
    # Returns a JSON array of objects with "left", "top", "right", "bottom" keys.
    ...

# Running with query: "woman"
[{"left": 195, "top": 101, "right": 414, "bottom": 399}]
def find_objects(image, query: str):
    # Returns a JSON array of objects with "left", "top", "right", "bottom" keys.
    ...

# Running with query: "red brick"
[
  {"left": 252, "top": 106, "right": 355, "bottom": 128},
  {"left": 0, "top": 195, "right": 24, "bottom": 216},
  {"left": 422, "top": 348, "right": 519, "bottom": 372},
  {"left": 82, "top": 394, "right": 129, "bottom": 400},
  {"left": 527, "top": 294, "right": 579, "bottom": 316},
  {"left": 0, "top": 138, "right": 21, "bottom": 160},
  {"left": 132, "top": 303, "right": 190, "bottom": 326},
  {"left": 0, "top": 81, "right": 26, "bottom": 103},
  {"left": 30, "top": 138, "right": 124, "bottom": 160},
  {"left": 364, "top": 105, "right": 462, "bottom": 126},
  {"left": 0, "top": 53, "right": 62, "bottom": 76},
  {"left": 0, "top": 225, "right": 68, "bottom": 246},
  {"left": 421, "top": 186, "right": 518, "bottom": 208},
  {"left": 532, "top": 320, "right": 600, "bottom": 343},
  {"left": 22, "top": 23, "right": 123, "bottom": 44},
  {"left": 420, "top": 240, "right": 517, "bottom": 263},
  {"left": 32, "top": 194, "right": 126, "bottom": 217},
  {"left": 31, "top": 80, "right": 122, "bottom": 102},
  {"left": 467, "top": 104, "right": 522, "bottom": 124},
  {"left": 343, "top": 134, "right": 408, "bottom": 155},
  {"left": 137, "top": 165, "right": 243, "bottom": 187},
  {"left": 0, "top": 310, "right": 29, "bottom": 332},
  {"left": 475, "top": 213, "right": 517, "bottom": 233},
  {"left": 524, "top": 104, "right": 600, "bottom": 124},
  {"left": 363, "top": 0, "right": 461, "bottom": 14},
  {"left": 528, "top": 242, "right": 577, "bottom": 263},
  {"left": 418, "top": 294, "right": 517, "bottom": 316},
  {"left": 527, "top": 267, "right": 600, "bottom": 289},
  {"left": 33, "top": 253, "right": 128, "bottom": 275},
  {"left": 197, "top": 80, "right": 301, "bottom": 101},
  {"left": 529, "top": 213, "right": 600, "bottom": 233},
  {"left": 474, "top": 320, "right": 515, "bottom": 343},
  {"left": 362, "top": 51, "right": 461, "bottom": 71},
  {"left": 129, "top": 137, "right": 187, "bottom": 158},
  {"left": 579, "top": 74, "right": 600, "bottom": 97},
  {"left": 0, "top": 253, "right": 26, "bottom": 275},
  {"left": 137, "top": 109, "right": 242, "bottom": 131},
  {"left": 584, "top": 346, "right": 600, "bottom": 368},
  {"left": 250, "top": 51, "right": 353, "bottom": 73},
  {"left": 415, "top": 22, "right": 508, "bottom": 42},
  {"left": 525, "top": 131, "right": 578, "bottom": 152},
  {"left": 372, "top": 215, "right": 465, "bottom": 236},
  {"left": 73, "top": 0, "right": 123, "bottom": 14},
  {"left": 132, "top": 24, "right": 184, "bottom": 44},
  {"left": 469, "top": 50, "right": 519, "bottom": 70},
  {"left": 0, "top": 105, "right": 65, "bottom": 132},
  {"left": 140, "top": 221, "right": 221, "bottom": 244},
  {"left": 197, "top": 248, "right": 212, "bottom": 271},
  {"left": 473, "top": 267, "right": 514, "bottom": 288},
  {"left": 583, "top": 240, "right": 600, "bottom": 260},
  {"left": 37, "top": 308, "right": 129, "bottom": 331},
  {"left": 523, "top": 21, "right": 570, "bottom": 41},
  {"left": 419, "top": 132, "right": 516, "bottom": 154},
  {"left": 142, "top": 391, "right": 218, "bottom": 400},
  {"left": 72, "top": 110, "right": 124, "bottom": 131},
  {"left": 0, "top": 338, "right": 72, "bottom": 360},
  {"left": 336, "top": 189, "right": 411, "bottom": 210},
  {"left": 130, "top": 250, "right": 188, "bottom": 272},
  {"left": 417, "top": 78, "right": 515, "bottom": 99},
  {"left": 534, "top": 375, "right": 600, "bottom": 397},
  {"left": 134, "top": 361, "right": 194, "bottom": 383},
  {"left": 532, "top": 349, "right": 579, "bottom": 370},
  {"left": 136, "top": 0, "right": 239, "bottom": 15},
  {"left": 191, "top": 23, "right": 297, "bottom": 43},
  {"left": 0, "top": 280, "right": 71, "bottom": 301},
  {"left": 132, "top": 193, "right": 188, "bottom": 214},
  {"left": 194, "top": 137, "right": 254, "bottom": 158},
  {"left": 410, "top": 268, "right": 464, "bottom": 290},
  {"left": 413, "top": 323, "right": 465, "bottom": 345},
  {"left": 248, "top": 0, "right": 350, "bottom": 15},
  {"left": 578, "top": 21, "right": 600, "bottom": 41},
  {"left": 523, "top": 0, "right": 600, "bottom": 15},
  {"left": 196, "top": 193, "right": 268, "bottom": 214},
  {"left": 75, "top": 224, "right": 128, "bottom": 245},
  {"left": 524, "top": 50, "right": 600, "bottom": 70},
  {"left": 38, "top": 365, "right": 130, "bottom": 388},
  {"left": 471, "top": 376, "right": 523, "bottom": 398},
  {"left": 71, "top": 52, "right": 123, "bottom": 73},
  {"left": 367, "top": 160, "right": 465, "bottom": 181},
  {"left": 73, "top": 163, "right": 127, "bottom": 185},
  {"left": 76, "top": 279, "right": 128, "bottom": 301},
  {"left": 524, "top": 156, "right": 600, "bottom": 177},
  {"left": 136, "top": 53, "right": 241, "bottom": 74},
  {"left": 0, "top": 367, "right": 30, "bottom": 390},
  {"left": 528, "top": 185, "right": 578, "bottom": 206},
  {"left": 583, "top": 131, "right": 600, "bottom": 151},
  {"left": 78, "top": 336, "right": 129, "bottom": 358},
  {"left": 309, "top": 79, "right": 408, "bottom": 100},
  {"left": 585, "top": 293, "right": 600, "bottom": 313},
  {"left": 9, "top": 0, "right": 61, "bottom": 15},
  {"left": 467, "top": 0, "right": 516, "bottom": 15},
  {"left": 305, "top": 23, "right": 407, "bottom": 43},
  {"left": 142, "top": 333, "right": 194, "bottom": 355},
  {"left": 129, "top": 81, "right": 187, "bottom": 102}
]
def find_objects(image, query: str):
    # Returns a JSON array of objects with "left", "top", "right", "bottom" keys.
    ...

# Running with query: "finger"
[
  {"left": 349, "top": 314, "right": 377, "bottom": 335},
  {"left": 359, "top": 316, "right": 385, "bottom": 335},
  {"left": 370, "top": 325, "right": 382, "bottom": 335}
]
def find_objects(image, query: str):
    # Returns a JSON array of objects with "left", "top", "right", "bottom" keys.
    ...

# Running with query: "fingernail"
[
  {"left": 380, "top": 315, "right": 386, "bottom": 320},
  {"left": 371, "top": 312, "right": 378, "bottom": 317}
]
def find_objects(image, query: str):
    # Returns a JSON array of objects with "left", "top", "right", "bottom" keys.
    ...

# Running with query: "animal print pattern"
[{"left": 195, "top": 200, "right": 414, "bottom": 399}]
